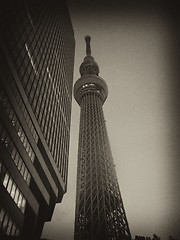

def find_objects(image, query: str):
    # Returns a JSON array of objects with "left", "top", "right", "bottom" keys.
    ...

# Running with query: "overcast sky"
[{"left": 42, "top": 1, "right": 180, "bottom": 239}]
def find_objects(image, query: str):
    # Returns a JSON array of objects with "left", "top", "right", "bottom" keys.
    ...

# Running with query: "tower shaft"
[{"left": 74, "top": 37, "right": 131, "bottom": 240}]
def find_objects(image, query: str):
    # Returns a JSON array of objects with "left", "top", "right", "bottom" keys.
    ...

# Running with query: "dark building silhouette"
[
  {"left": 134, "top": 234, "right": 160, "bottom": 240},
  {"left": 0, "top": 0, "right": 75, "bottom": 239},
  {"left": 135, "top": 236, "right": 151, "bottom": 240},
  {"left": 74, "top": 36, "right": 131, "bottom": 240}
]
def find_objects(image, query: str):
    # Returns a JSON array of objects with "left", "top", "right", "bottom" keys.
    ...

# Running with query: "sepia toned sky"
[{"left": 42, "top": 1, "right": 180, "bottom": 239}]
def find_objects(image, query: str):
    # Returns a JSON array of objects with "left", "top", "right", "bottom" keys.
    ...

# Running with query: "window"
[
  {"left": 0, "top": 209, "right": 5, "bottom": 226},
  {"left": 0, "top": 206, "right": 20, "bottom": 236},
  {"left": 3, "top": 174, "right": 9, "bottom": 188},
  {"left": 14, "top": 190, "right": 19, "bottom": 204},
  {"left": 10, "top": 184, "right": 16, "bottom": 199},
  {"left": 3, "top": 214, "right": 8, "bottom": 230}
]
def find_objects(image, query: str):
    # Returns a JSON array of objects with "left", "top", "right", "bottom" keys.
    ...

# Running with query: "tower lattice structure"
[{"left": 74, "top": 36, "right": 131, "bottom": 240}]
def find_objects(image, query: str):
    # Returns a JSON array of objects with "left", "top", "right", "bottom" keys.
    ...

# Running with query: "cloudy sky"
[{"left": 42, "top": 1, "right": 180, "bottom": 239}]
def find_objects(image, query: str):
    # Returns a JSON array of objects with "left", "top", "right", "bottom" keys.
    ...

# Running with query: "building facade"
[
  {"left": 0, "top": 0, "right": 75, "bottom": 239},
  {"left": 74, "top": 36, "right": 131, "bottom": 240}
]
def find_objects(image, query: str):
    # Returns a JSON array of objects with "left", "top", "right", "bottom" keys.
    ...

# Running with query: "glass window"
[
  {"left": 10, "top": 184, "right": 16, "bottom": 199},
  {"left": 9, "top": 109, "right": 14, "bottom": 121},
  {"left": 21, "top": 198, "right": 26, "bottom": 213},
  {"left": 2, "top": 214, "right": 8, "bottom": 229},
  {"left": 4, "top": 132, "right": 9, "bottom": 147},
  {"left": 17, "top": 194, "right": 22, "bottom": 208},
  {"left": 23, "top": 137, "right": 28, "bottom": 148},
  {"left": 30, "top": 152, "right": 35, "bottom": 163},
  {"left": 14, "top": 120, "right": 20, "bottom": 132},
  {"left": 7, "top": 219, "right": 13, "bottom": 235},
  {"left": 20, "top": 132, "right": 25, "bottom": 143},
  {"left": 15, "top": 227, "right": 20, "bottom": 236},
  {"left": 14, "top": 152, "right": 19, "bottom": 166},
  {"left": 3, "top": 173, "right": 9, "bottom": 188},
  {"left": 17, "top": 127, "right": 22, "bottom": 137},
  {"left": 26, "top": 174, "right": 31, "bottom": 185},
  {"left": 28, "top": 148, "right": 32, "bottom": 158},
  {"left": 7, "top": 178, "right": 13, "bottom": 193},
  {"left": 23, "top": 168, "right": 28, "bottom": 181},
  {"left": 17, "top": 159, "right": 22, "bottom": 171},
  {"left": 23, "top": 109, "right": 27, "bottom": 120},
  {"left": 1, "top": 129, "right": 6, "bottom": 142},
  {"left": 11, "top": 147, "right": 16, "bottom": 160},
  {"left": 0, "top": 209, "right": 5, "bottom": 226},
  {"left": 7, "top": 140, "right": 14, "bottom": 153},
  {"left": 13, "top": 115, "right": 18, "bottom": 127},
  {"left": 20, "top": 163, "right": 25, "bottom": 176},
  {"left": 25, "top": 142, "right": 30, "bottom": 153},
  {"left": 14, "top": 188, "right": 20, "bottom": 204},
  {"left": 11, "top": 224, "right": 16, "bottom": 235}
]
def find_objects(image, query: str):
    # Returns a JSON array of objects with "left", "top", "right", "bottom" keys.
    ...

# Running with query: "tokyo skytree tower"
[{"left": 74, "top": 36, "right": 131, "bottom": 240}]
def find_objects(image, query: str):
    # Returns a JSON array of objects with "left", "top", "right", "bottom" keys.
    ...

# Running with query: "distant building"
[
  {"left": 134, "top": 234, "right": 160, "bottom": 240},
  {"left": 0, "top": 0, "right": 75, "bottom": 239},
  {"left": 41, "top": 239, "right": 52, "bottom": 240},
  {"left": 135, "top": 236, "right": 147, "bottom": 240},
  {"left": 73, "top": 36, "right": 131, "bottom": 239}
]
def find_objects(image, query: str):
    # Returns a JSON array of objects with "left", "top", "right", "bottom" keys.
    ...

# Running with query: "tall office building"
[
  {"left": 74, "top": 36, "right": 131, "bottom": 240},
  {"left": 0, "top": 0, "right": 75, "bottom": 239}
]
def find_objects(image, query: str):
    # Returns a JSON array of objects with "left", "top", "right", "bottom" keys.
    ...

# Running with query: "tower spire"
[
  {"left": 85, "top": 35, "right": 91, "bottom": 56},
  {"left": 79, "top": 35, "right": 99, "bottom": 76}
]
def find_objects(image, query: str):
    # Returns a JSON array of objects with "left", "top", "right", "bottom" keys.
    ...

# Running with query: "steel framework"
[{"left": 74, "top": 36, "right": 131, "bottom": 240}]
